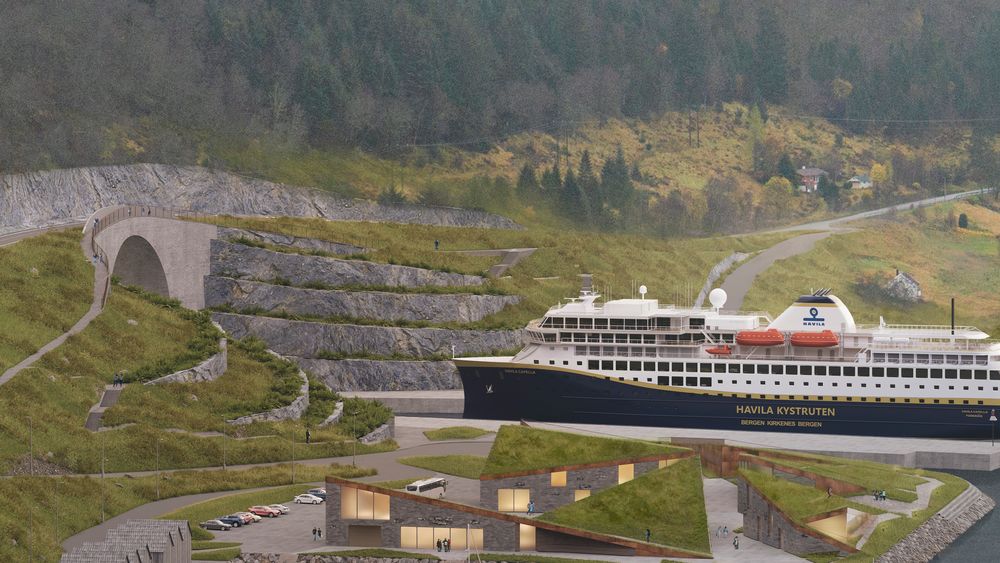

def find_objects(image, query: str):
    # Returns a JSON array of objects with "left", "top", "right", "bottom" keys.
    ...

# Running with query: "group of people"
[
  {"left": 111, "top": 372, "right": 126, "bottom": 388},
  {"left": 872, "top": 489, "right": 888, "bottom": 502},
  {"left": 435, "top": 538, "right": 451, "bottom": 552},
  {"left": 311, "top": 527, "right": 323, "bottom": 541},
  {"left": 715, "top": 525, "right": 730, "bottom": 537}
]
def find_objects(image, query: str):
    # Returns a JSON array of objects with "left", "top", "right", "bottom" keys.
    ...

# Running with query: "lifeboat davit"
[
  {"left": 790, "top": 330, "right": 839, "bottom": 348},
  {"left": 736, "top": 329, "right": 785, "bottom": 347},
  {"left": 706, "top": 345, "right": 732, "bottom": 355}
]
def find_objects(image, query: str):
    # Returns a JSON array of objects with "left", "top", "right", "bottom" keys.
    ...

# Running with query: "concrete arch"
[
  {"left": 113, "top": 235, "right": 170, "bottom": 297},
  {"left": 96, "top": 215, "right": 218, "bottom": 309}
]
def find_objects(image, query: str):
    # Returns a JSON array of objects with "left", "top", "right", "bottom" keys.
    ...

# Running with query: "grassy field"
[
  {"left": 739, "top": 467, "right": 878, "bottom": 526},
  {"left": 538, "top": 457, "right": 710, "bottom": 555},
  {"left": 192, "top": 547, "right": 242, "bottom": 560},
  {"left": 397, "top": 455, "right": 487, "bottom": 480},
  {"left": 482, "top": 426, "right": 683, "bottom": 476},
  {"left": 744, "top": 201, "right": 1000, "bottom": 328},
  {"left": 0, "top": 230, "right": 93, "bottom": 373},
  {"left": 201, "top": 215, "right": 795, "bottom": 331},
  {"left": 369, "top": 476, "right": 431, "bottom": 490},
  {"left": 0, "top": 463, "right": 372, "bottom": 562},
  {"left": 758, "top": 450, "right": 926, "bottom": 502},
  {"left": 423, "top": 426, "right": 494, "bottom": 441}
]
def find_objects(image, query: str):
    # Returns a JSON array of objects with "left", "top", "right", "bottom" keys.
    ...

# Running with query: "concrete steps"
[
  {"left": 85, "top": 385, "right": 124, "bottom": 432},
  {"left": 938, "top": 484, "right": 982, "bottom": 521}
]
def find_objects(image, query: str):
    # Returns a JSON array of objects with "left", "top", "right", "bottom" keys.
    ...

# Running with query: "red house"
[{"left": 795, "top": 167, "right": 828, "bottom": 193}]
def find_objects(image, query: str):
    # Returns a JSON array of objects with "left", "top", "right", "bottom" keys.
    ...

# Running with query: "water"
[{"left": 932, "top": 469, "right": 1000, "bottom": 562}]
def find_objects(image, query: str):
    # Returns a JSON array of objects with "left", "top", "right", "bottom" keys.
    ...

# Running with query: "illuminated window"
[
  {"left": 498, "top": 489, "right": 531, "bottom": 512},
  {"left": 550, "top": 471, "right": 567, "bottom": 487},
  {"left": 618, "top": 463, "right": 634, "bottom": 484},
  {"left": 519, "top": 524, "right": 536, "bottom": 550},
  {"left": 574, "top": 489, "right": 591, "bottom": 501},
  {"left": 402, "top": 526, "right": 480, "bottom": 549},
  {"left": 340, "top": 486, "right": 390, "bottom": 520}
]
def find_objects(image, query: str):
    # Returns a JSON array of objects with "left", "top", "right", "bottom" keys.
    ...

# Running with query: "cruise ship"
[{"left": 455, "top": 279, "right": 1000, "bottom": 439}]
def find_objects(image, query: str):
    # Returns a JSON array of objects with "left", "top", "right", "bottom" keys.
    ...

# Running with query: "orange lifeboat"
[
  {"left": 706, "top": 345, "right": 732, "bottom": 355},
  {"left": 790, "top": 330, "right": 839, "bottom": 348},
  {"left": 736, "top": 329, "right": 785, "bottom": 347}
]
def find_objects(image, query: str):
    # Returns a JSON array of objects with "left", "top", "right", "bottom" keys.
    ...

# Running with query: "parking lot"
[{"left": 223, "top": 498, "right": 329, "bottom": 552}]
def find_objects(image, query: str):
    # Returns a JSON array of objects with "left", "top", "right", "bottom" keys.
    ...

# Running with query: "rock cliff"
[
  {"left": 210, "top": 239, "right": 484, "bottom": 287},
  {"left": 218, "top": 227, "right": 367, "bottom": 255},
  {"left": 296, "top": 358, "right": 461, "bottom": 391},
  {"left": 213, "top": 313, "right": 523, "bottom": 358},
  {"left": 0, "top": 163, "right": 520, "bottom": 232},
  {"left": 205, "top": 276, "right": 519, "bottom": 324}
]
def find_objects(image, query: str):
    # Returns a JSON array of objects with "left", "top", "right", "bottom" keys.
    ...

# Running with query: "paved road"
[{"left": 717, "top": 189, "right": 985, "bottom": 311}]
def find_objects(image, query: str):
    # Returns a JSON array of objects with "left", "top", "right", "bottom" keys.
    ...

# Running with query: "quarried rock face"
[
  {"left": 212, "top": 313, "right": 523, "bottom": 359},
  {"left": 210, "top": 240, "right": 484, "bottom": 287},
  {"left": 296, "top": 358, "right": 461, "bottom": 391},
  {"left": 218, "top": 227, "right": 367, "bottom": 255},
  {"left": 204, "top": 276, "right": 519, "bottom": 323}
]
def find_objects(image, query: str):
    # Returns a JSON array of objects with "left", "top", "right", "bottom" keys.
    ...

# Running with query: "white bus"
[{"left": 405, "top": 477, "right": 447, "bottom": 493}]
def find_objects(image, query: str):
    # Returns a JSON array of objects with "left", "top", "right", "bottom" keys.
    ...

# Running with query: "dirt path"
[{"left": 442, "top": 247, "right": 537, "bottom": 277}]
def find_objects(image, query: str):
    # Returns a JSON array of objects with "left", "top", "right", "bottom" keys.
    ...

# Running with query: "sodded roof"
[
  {"left": 796, "top": 167, "right": 828, "bottom": 177},
  {"left": 481, "top": 425, "right": 687, "bottom": 477}
]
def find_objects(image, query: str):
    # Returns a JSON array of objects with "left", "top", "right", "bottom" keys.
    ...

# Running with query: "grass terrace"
[
  {"left": 423, "top": 426, "right": 494, "bottom": 441},
  {"left": 755, "top": 450, "right": 927, "bottom": 502},
  {"left": 482, "top": 425, "right": 685, "bottom": 476},
  {"left": 538, "top": 457, "right": 710, "bottom": 555},
  {"left": 397, "top": 455, "right": 487, "bottom": 480},
  {"left": 739, "top": 467, "right": 879, "bottom": 527}
]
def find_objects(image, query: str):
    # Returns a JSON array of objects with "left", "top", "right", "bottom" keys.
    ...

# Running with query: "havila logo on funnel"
[{"left": 803, "top": 307, "right": 826, "bottom": 326}]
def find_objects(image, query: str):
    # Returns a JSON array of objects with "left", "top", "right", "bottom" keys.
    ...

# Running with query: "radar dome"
[{"left": 709, "top": 288, "right": 728, "bottom": 309}]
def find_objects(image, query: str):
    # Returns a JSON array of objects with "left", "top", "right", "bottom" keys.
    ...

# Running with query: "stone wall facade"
[
  {"left": 876, "top": 495, "right": 995, "bottom": 563},
  {"left": 300, "top": 358, "right": 461, "bottom": 391},
  {"left": 237, "top": 556, "right": 440, "bottom": 563},
  {"left": 213, "top": 313, "right": 523, "bottom": 359},
  {"left": 205, "top": 276, "right": 519, "bottom": 323},
  {"left": 479, "top": 460, "right": 662, "bottom": 513},
  {"left": 210, "top": 240, "right": 484, "bottom": 288},
  {"left": 737, "top": 478, "right": 846, "bottom": 555},
  {"left": 145, "top": 338, "right": 228, "bottom": 385},
  {"left": 359, "top": 420, "right": 395, "bottom": 444},
  {"left": 319, "top": 401, "right": 344, "bottom": 427},
  {"left": 227, "top": 367, "right": 310, "bottom": 425},
  {"left": 218, "top": 227, "right": 367, "bottom": 255}
]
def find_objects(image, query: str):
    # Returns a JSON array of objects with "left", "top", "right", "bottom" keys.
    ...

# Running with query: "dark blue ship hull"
[{"left": 456, "top": 362, "right": 997, "bottom": 440}]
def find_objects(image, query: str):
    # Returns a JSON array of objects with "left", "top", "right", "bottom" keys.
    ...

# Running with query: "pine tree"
[
  {"left": 778, "top": 153, "right": 796, "bottom": 186},
  {"left": 601, "top": 146, "right": 635, "bottom": 210},
  {"left": 561, "top": 169, "right": 584, "bottom": 218},
  {"left": 577, "top": 150, "right": 600, "bottom": 219},
  {"left": 754, "top": 8, "right": 788, "bottom": 103},
  {"left": 516, "top": 163, "right": 539, "bottom": 196},
  {"left": 540, "top": 163, "right": 562, "bottom": 191}
]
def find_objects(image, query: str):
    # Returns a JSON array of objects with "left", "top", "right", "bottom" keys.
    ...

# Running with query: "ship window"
[
  {"left": 534, "top": 360, "right": 539, "bottom": 364},
  {"left": 686, "top": 376, "right": 698, "bottom": 386},
  {"left": 700, "top": 377, "right": 712, "bottom": 387},
  {"left": 901, "top": 368, "right": 913, "bottom": 377},
  {"left": 916, "top": 368, "right": 928, "bottom": 378},
  {"left": 628, "top": 334, "right": 642, "bottom": 344},
  {"left": 645, "top": 347, "right": 657, "bottom": 357},
  {"left": 624, "top": 319, "right": 636, "bottom": 330},
  {"left": 844, "top": 367, "right": 855, "bottom": 376},
  {"left": 672, "top": 376, "right": 684, "bottom": 386},
  {"left": 615, "top": 334, "right": 628, "bottom": 344},
  {"left": 630, "top": 361, "right": 641, "bottom": 371},
  {"left": 758, "top": 364, "right": 770, "bottom": 374},
  {"left": 644, "top": 361, "right": 655, "bottom": 371},
  {"left": 700, "top": 363, "right": 712, "bottom": 373},
  {"left": 601, "top": 360, "right": 613, "bottom": 370},
  {"left": 588, "top": 360, "right": 599, "bottom": 370},
  {"left": 579, "top": 318, "right": 593, "bottom": 329},
  {"left": 714, "top": 363, "right": 725, "bottom": 373},
  {"left": 549, "top": 318, "right": 563, "bottom": 328},
  {"left": 600, "top": 334, "right": 612, "bottom": 343},
  {"left": 644, "top": 335, "right": 656, "bottom": 344},
  {"left": 729, "top": 364, "right": 740, "bottom": 374},
  {"left": 945, "top": 369, "right": 958, "bottom": 379},
  {"left": 594, "top": 318, "right": 608, "bottom": 329},
  {"left": 829, "top": 366, "right": 840, "bottom": 376},
  {"left": 738, "top": 364, "right": 751, "bottom": 374},
  {"left": 787, "top": 365, "right": 799, "bottom": 375},
  {"left": 658, "top": 362, "right": 669, "bottom": 372},
  {"left": 672, "top": 362, "right": 683, "bottom": 372},
  {"left": 901, "top": 354, "right": 914, "bottom": 363},
  {"left": 815, "top": 366, "right": 826, "bottom": 375},
  {"left": 916, "top": 354, "right": 929, "bottom": 364},
  {"left": 564, "top": 318, "right": 578, "bottom": 329},
  {"left": 637, "top": 319, "right": 649, "bottom": 330},
  {"left": 549, "top": 360, "right": 555, "bottom": 365},
  {"left": 887, "top": 354, "right": 900, "bottom": 363},
  {"left": 858, "top": 367, "right": 870, "bottom": 377},
  {"left": 801, "top": 365, "right": 812, "bottom": 375},
  {"left": 686, "top": 362, "right": 698, "bottom": 373},
  {"left": 930, "top": 369, "right": 942, "bottom": 378},
  {"left": 931, "top": 354, "right": 944, "bottom": 364},
  {"left": 690, "top": 318, "right": 705, "bottom": 328},
  {"left": 991, "top": 371, "right": 1000, "bottom": 380},
  {"left": 657, "top": 376, "right": 669, "bottom": 385},
  {"left": 873, "top": 367, "right": 885, "bottom": 377},
  {"left": 655, "top": 317, "right": 671, "bottom": 328},
  {"left": 960, "top": 370, "right": 972, "bottom": 380},
  {"left": 975, "top": 370, "right": 987, "bottom": 380},
  {"left": 616, "top": 361, "right": 627, "bottom": 371},
  {"left": 610, "top": 318, "right": 624, "bottom": 330},
  {"left": 887, "top": 368, "right": 899, "bottom": 377},
  {"left": 772, "top": 365, "right": 783, "bottom": 375}
]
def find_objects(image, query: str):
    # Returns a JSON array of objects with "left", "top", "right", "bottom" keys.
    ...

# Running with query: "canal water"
[{"left": 932, "top": 469, "right": 1000, "bottom": 561}]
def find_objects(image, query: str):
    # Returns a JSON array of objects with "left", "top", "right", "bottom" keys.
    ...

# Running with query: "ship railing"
[
  {"left": 868, "top": 340, "right": 1000, "bottom": 352},
  {"left": 855, "top": 323, "right": 983, "bottom": 333}
]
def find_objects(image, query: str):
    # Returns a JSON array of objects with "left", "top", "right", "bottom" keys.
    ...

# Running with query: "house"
[
  {"left": 886, "top": 269, "right": 921, "bottom": 302},
  {"left": 847, "top": 174, "right": 872, "bottom": 190},
  {"left": 795, "top": 167, "right": 828, "bottom": 193}
]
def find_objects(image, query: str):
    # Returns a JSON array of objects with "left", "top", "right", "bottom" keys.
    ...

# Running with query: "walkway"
[
  {"left": 443, "top": 247, "right": 537, "bottom": 278},
  {"left": 85, "top": 385, "right": 124, "bottom": 431},
  {"left": 718, "top": 189, "right": 984, "bottom": 310}
]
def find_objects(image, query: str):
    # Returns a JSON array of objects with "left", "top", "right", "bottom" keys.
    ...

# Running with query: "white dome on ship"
[{"left": 769, "top": 291, "right": 857, "bottom": 332}]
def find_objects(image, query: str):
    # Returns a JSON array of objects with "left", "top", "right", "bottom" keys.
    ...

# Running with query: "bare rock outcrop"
[
  {"left": 0, "top": 163, "right": 520, "bottom": 233},
  {"left": 218, "top": 227, "right": 367, "bottom": 255},
  {"left": 205, "top": 276, "right": 519, "bottom": 323},
  {"left": 213, "top": 313, "right": 523, "bottom": 359},
  {"left": 297, "top": 358, "right": 461, "bottom": 391},
  {"left": 210, "top": 239, "right": 484, "bottom": 287}
]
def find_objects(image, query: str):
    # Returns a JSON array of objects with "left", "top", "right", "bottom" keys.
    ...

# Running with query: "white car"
[
  {"left": 237, "top": 511, "right": 263, "bottom": 523},
  {"left": 268, "top": 504, "right": 290, "bottom": 514},
  {"left": 294, "top": 493, "right": 324, "bottom": 505}
]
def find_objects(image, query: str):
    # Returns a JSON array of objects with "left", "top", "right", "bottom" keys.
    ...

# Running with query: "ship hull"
[{"left": 457, "top": 362, "right": 997, "bottom": 439}]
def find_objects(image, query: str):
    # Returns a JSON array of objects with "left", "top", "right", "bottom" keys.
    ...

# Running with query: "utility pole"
[
  {"left": 28, "top": 416, "right": 33, "bottom": 476},
  {"left": 290, "top": 432, "right": 295, "bottom": 485},
  {"left": 156, "top": 439, "right": 161, "bottom": 500},
  {"left": 222, "top": 433, "right": 227, "bottom": 471},
  {"left": 101, "top": 432, "right": 105, "bottom": 523}
]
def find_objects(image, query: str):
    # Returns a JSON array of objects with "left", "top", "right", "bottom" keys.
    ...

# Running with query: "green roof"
[
  {"left": 481, "top": 425, "right": 684, "bottom": 476},
  {"left": 537, "top": 457, "right": 710, "bottom": 555}
]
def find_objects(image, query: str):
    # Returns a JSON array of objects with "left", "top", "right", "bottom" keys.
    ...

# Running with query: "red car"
[{"left": 248, "top": 505, "right": 281, "bottom": 518}]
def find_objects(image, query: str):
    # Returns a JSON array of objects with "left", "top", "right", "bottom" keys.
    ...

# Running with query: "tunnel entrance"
[{"left": 112, "top": 235, "right": 170, "bottom": 298}]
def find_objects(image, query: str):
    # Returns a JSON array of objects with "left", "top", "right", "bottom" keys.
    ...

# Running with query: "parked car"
[
  {"left": 237, "top": 511, "right": 263, "bottom": 523},
  {"left": 307, "top": 488, "right": 327, "bottom": 500},
  {"left": 228, "top": 513, "right": 254, "bottom": 525},
  {"left": 268, "top": 504, "right": 290, "bottom": 515},
  {"left": 294, "top": 493, "right": 324, "bottom": 505},
  {"left": 217, "top": 515, "right": 244, "bottom": 528},
  {"left": 248, "top": 505, "right": 281, "bottom": 517},
  {"left": 199, "top": 520, "right": 232, "bottom": 531}
]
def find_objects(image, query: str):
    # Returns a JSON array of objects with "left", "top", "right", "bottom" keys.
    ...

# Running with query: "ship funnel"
[{"left": 580, "top": 274, "right": 594, "bottom": 295}]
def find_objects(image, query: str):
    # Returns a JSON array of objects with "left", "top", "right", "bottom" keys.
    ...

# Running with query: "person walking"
[
  {"left": 434, "top": 239, "right": 440, "bottom": 251},
  {"left": 305, "top": 429, "right": 311, "bottom": 444},
  {"left": 733, "top": 535, "right": 740, "bottom": 550},
  {"left": 444, "top": 538, "right": 450, "bottom": 552},
  {"left": 318, "top": 527, "right": 322, "bottom": 540},
  {"left": 311, "top": 527, "right": 317, "bottom": 541},
  {"left": 645, "top": 528, "right": 651, "bottom": 543},
  {"left": 723, "top": 526, "right": 728, "bottom": 537},
  {"left": 436, "top": 539, "right": 442, "bottom": 552}
]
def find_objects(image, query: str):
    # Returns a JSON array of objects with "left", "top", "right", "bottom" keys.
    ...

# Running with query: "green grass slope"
[
  {"left": 397, "top": 455, "right": 487, "bottom": 479},
  {"left": 538, "top": 457, "right": 709, "bottom": 555},
  {"left": 482, "top": 426, "right": 683, "bottom": 476}
]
